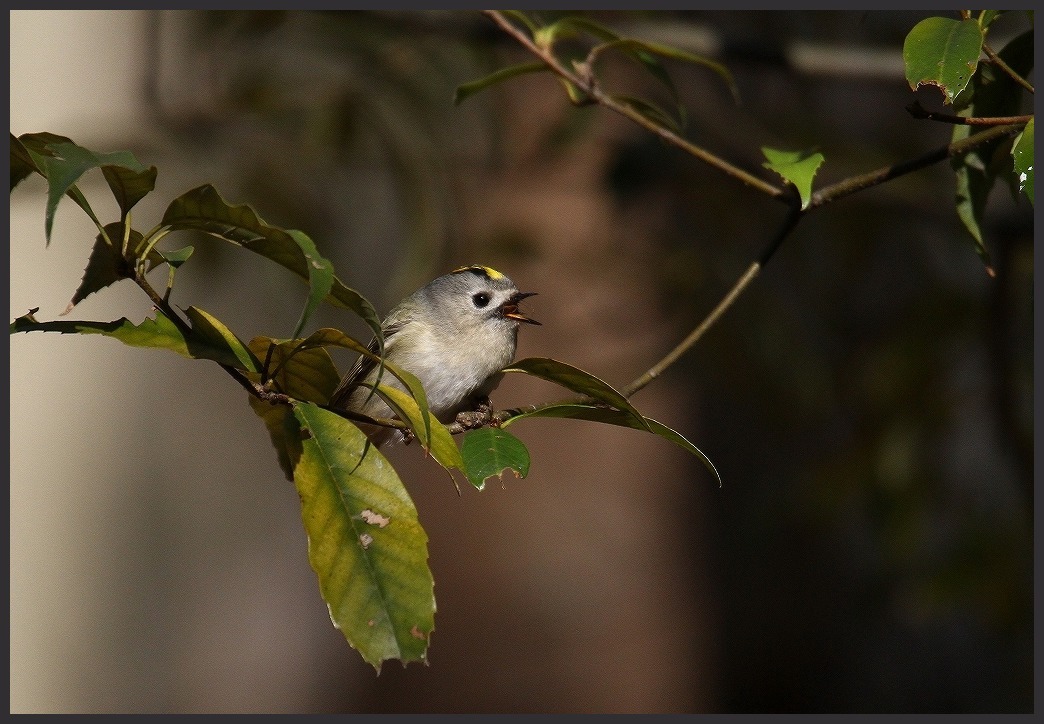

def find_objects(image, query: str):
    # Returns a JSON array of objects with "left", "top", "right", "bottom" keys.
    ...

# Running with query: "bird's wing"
[{"left": 328, "top": 313, "right": 409, "bottom": 410}]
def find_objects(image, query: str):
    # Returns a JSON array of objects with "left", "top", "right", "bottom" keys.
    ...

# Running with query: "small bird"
[{"left": 329, "top": 265, "right": 539, "bottom": 446}]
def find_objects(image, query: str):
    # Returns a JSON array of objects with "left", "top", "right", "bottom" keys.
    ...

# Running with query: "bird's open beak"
[{"left": 502, "top": 291, "right": 541, "bottom": 325}]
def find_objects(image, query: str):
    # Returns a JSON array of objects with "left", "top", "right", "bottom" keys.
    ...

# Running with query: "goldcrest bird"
[{"left": 329, "top": 265, "right": 539, "bottom": 446}]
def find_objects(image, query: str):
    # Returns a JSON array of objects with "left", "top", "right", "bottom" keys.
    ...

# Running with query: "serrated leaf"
[
  {"left": 460, "top": 427, "right": 531, "bottom": 490},
  {"left": 292, "top": 402, "right": 434, "bottom": 670},
  {"left": 1012, "top": 118, "right": 1033, "bottom": 204},
  {"left": 903, "top": 17, "right": 983, "bottom": 105},
  {"left": 101, "top": 164, "right": 158, "bottom": 218},
  {"left": 503, "top": 357, "right": 649, "bottom": 430},
  {"left": 11, "top": 309, "right": 193, "bottom": 357},
  {"left": 160, "top": 184, "right": 381, "bottom": 344},
  {"left": 503, "top": 403, "right": 721, "bottom": 487},
  {"left": 65, "top": 223, "right": 141, "bottom": 314},
  {"left": 761, "top": 147, "right": 825, "bottom": 210},
  {"left": 9, "top": 306, "right": 263, "bottom": 372},
  {"left": 454, "top": 62, "right": 548, "bottom": 105}
]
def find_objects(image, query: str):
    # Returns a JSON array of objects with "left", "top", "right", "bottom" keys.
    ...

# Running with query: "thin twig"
[
  {"left": 133, "top": 267, "right": 264, "bottom": 400},
  {"left": 906, "top": 100, "right": 1032, "bottom": 126},
  {"left": 622, "top": 194, "right": 802, "bottom": 398},
  {"left": 481, "top": 10, "right": 1030, "bottom": 417},
  {"left": 983, "top": 41, "right": 1034, "bottom": 94},
  {"left": 482, "top": 10, "right": 786, "bottom": 199},
  {"left": 809, "top": 122, "right": 1026, "bottom": 208}
]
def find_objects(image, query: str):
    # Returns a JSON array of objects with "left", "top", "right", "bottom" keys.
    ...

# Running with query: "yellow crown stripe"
[{"left": 451, "top": 264, "right": 505, "bottom": 280}]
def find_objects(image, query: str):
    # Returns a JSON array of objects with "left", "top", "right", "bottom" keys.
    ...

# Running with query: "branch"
[
  {"left": 809, "top": 122, "right": 1026, "bottom": 208},
  {"left": 983, "top": 41, "right": 1034, "bottom": 94},
  {"left": 906, "top": 100, "right": 1032, "bottom": 126},
  {"left": 482, "top": 10, "right": 786, "bottom": 200},
  {"left": 132, "top": 266, "right": 264, "bottom": 400}
]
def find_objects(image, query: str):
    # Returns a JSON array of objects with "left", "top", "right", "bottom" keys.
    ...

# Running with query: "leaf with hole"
[
  {"left": 460, "top": 427, "right": 531, "bottom": 490},
  {"left": 1012, "top": 118, "right": 1033, "bottom": 205},
  {"left": 292, "top": 402, "right": 435, "bottom": 670},
  {"left": 903, "top": 17, "right": 983, "bottom": 105}
]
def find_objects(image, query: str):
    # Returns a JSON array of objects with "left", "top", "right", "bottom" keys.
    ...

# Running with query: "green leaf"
[
  {"left": 249, "top": 393, "right": 304, "bottom": 482},
  {"left": 249, "top": 336, "right": 341, "bottom": 404},
  {"left": 903, "top": 17, "right": 983, "bottom": 105},
  {"left": 101, "top": 163, "right": 158, "bottom": 218},
  {"left": 503, "top": 357, "right": 649, "bottom": 430},
  {"left": 498, "top": 9, "right": 540, "bottom": 35},
  {"left": 594, "top": 38, "right": 739, "bottom": 105},
  {"left": 761, "top": 147, "right": 825, "bottom": 210},
  {"left": 10, "top": 132, "right": 73, "bottom": 190},
  {"left": 33, "top": 140, "right": 147, "bottom": 244},
  {"left": 64, "top": 223, "right": 141, "bottom": 314},
  {"left": 247, "top": 335, "right": 341, "bottom": 480},
  {"left": 952, "top": 141, "right": 992, "bottom": 268},
  {"left": 454, "top": 62, "right": 548, "bottom": 105},
  {"left": 1012, "top": 118, "right": 1033, "bottom": 205},
  {"left": 284, "top": 229, "right": 334, "bottom": 340},
  {"left": 460, "top": 427, "right": 531, "bottom": 490},
  {"left": 535, "top": 14, "right": 616, "bottom": 49},
  {"left": 292, "top": 402, "right": 434, "bottom": 670},
  {"left": 290, "top": 327, "right": 433, "bottom": 433},
  {"left": 12, "top": 308, "right": 190, "bottom": 356},
  {"left": 183, "top": 306, "right": 262, "bottom": 372},
  {"left": 10, "top": 306, "right": 267, "bottom": 373},
  {"left": 503, "top": 403, "right": 721, "bottom": 487},
  {"left": 160, "top": 184, "right": 382, "bottom": 344},
  {"left": 370, "top": 383, "right": 465, "bottom": 475},
  {"left": 947, "top": 30, "right": 1032, "bottom": 271},
  {"left": 159, "top": 246, "right": 194, "bottom": 267},
  {"left": 978, "top": 10, "right": 1003, "bottom": 29}
]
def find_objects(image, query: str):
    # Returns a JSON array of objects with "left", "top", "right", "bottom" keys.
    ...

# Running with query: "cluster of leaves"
[
  {"left": 10, "top": 131, "right": 718, "bottom": 670},
  {"left": 462, "top": 10, "right": 1031, "bottom": 265},
  {"left": 903, "top": 11, "right": 1034, "bottom": 268}
]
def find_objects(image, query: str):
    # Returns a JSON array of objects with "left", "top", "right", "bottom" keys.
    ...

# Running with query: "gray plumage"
[{"left": 329, "top": 266, "right": 538, "bottom": 446}]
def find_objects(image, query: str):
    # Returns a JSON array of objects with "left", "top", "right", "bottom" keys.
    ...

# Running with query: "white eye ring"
[{"left": 472, "top": 292, "right": 491, "bottom": 308}]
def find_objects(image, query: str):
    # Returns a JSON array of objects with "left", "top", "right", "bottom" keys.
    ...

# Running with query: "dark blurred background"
[{"left": 10, "top": 10, "right": 1033, "bottom": 713}]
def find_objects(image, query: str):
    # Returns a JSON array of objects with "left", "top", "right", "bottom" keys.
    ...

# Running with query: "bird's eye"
[{"left": 472, "top": 292, "right": 491, "bottom": 308}]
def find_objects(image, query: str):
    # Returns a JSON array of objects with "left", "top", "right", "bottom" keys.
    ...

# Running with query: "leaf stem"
[{"left": 132, "top": 266, "right": 263, "bottom": 400}]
